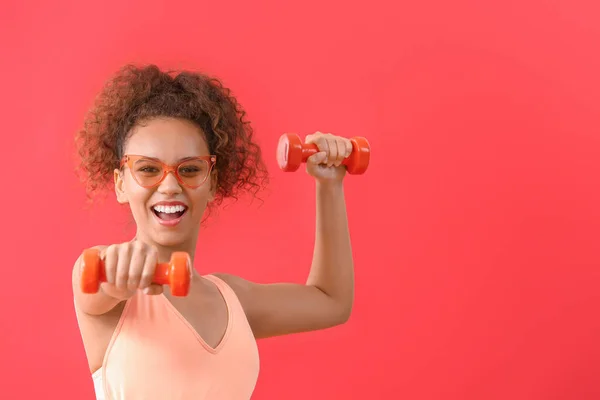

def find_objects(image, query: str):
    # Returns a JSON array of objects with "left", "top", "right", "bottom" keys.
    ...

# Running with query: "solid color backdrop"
[{"left": 0, "top": 0, "right": 599, "bottom": 398}]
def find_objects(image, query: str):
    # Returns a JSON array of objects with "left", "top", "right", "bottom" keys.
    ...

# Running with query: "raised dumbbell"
[
  {"left": 276, "top": 133, "right": 370, "bottom": 174},
  {"left": 79, "top": 248, "right": 192, "bottom": 297}
]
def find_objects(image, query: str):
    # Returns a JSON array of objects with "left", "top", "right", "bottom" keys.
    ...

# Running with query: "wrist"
[{"left": 316, "top": 179, "right": 344, "bottom": 194}]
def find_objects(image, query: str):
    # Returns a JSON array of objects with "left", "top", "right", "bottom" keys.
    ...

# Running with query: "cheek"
[
  {"left": 125, "top": 181, "right": 153, "bottom": 214},
  {"left": 188, "top": 188, "right": 212, "bottom": 212}
]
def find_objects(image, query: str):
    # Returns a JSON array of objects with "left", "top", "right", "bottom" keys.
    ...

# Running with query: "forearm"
[{"left": 306, "top": 181, "right": 354, "bottom": 320}]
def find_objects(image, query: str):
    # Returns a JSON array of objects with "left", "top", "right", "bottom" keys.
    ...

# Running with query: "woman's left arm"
[{"left": 215, "top": 132, "right": 355, "bottom": 339}]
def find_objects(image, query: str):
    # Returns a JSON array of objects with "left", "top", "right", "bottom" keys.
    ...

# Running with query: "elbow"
[
  {"left": 313, "top": 285, "right": 354, "bottom": 327},
  {"left": 332, "top": 301, "right": 353, "bottom": 326},
  {"left": 339, "top": 306, "right": 352, "bottom": 324}
]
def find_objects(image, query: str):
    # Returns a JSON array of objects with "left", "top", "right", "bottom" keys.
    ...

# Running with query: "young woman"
[{"left": 72, "top": 64, "right": 355, "bottom": 400}]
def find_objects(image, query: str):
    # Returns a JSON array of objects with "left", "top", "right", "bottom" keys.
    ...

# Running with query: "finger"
[
  {"left": 327, "top": 138, "right": 339, "bottom": 167},
  {"left": 311, "top": 136, "right": 330, "bottom": 166},
  {"left": 316, "top": 137, "right": 330, "bottom": 154},
  {"left": 102, "top": 245, "right": 119, "bottom": 285},
  {"left": 139, "top": 246, "right": 158, "bottom": 290},
  {"left": 307, "top": 151, "right": 327, "bottom": 166},
  {"left": 143, "top": 283, "right": 164, "bottom": 296},
  {"left": 343, "top": 138, "right": 353, "bottom": 158},
  {"left": 127, "top": 242, "right": 146, "bottom": 291},
  {"left": 333, "top": 138, "right": 351, "bottom": 167},
  {"left": 115, "top": 244, "right": 132, "bottom": 291},
  {"left": 304, "top": 131, "right": 323, "bottom": 145}
]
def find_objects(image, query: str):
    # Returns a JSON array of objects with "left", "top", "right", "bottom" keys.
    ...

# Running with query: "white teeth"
[{"left": 153, "top": 205, "right": 186, "bottom": 213}]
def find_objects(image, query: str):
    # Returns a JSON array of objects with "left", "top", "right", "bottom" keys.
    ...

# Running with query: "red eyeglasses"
[{"left": 120, "top": 154, "right": 217, "bottom": 189}]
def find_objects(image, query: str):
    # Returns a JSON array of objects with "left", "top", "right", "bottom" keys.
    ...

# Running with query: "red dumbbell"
[
  {"left": 276, "top": 133, "right": 370, "bottom": 174},
  {"left": 80, "top": 248, "right": 192, "bottom": 297}
]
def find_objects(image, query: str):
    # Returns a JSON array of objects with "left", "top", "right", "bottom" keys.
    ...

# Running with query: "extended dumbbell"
[
  {"left": 276, "top": 133, "right": 370, "bottom": 174},
  {"left": 80, "top": 248, "right": 192, "bottom": 297}
]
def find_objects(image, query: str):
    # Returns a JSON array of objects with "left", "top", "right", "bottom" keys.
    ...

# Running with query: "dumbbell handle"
[
  {"left": 88, "top": 261, "right": 175, "bottom": 286},
  {"left": 297, "top": 144, "right": 353, "bottom": 165}
]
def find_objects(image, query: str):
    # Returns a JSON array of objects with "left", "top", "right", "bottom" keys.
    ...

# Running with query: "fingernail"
[{"left": 143, "top": 287, "right": 150, "bottom": 294}]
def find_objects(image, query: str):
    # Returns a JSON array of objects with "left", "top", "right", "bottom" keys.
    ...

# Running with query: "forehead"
[{"left": 124, "top": 117, "right": 210, "bottom": 160}]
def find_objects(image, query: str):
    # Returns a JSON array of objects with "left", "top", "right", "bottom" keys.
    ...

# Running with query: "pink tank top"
[{"left": 98, "top": 275, "right": 260, "bottom": 399}]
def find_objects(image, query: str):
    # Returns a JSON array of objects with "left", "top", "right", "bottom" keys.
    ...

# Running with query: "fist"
[
  {"left": 98, "top": 241, "right": 163, "bottom": 300},
  {"left": 304, "top": 132, "right": 353, "bottom": 182}
]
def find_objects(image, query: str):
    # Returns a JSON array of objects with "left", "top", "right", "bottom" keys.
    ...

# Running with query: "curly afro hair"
[{"left": 75, "top": 64, "right": 269, "bottom": 207}]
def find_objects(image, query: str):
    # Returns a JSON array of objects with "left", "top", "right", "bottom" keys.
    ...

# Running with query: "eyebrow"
[
  {"left": 138, "top": 155, "right": 205, "bottom": 162},
  {"left": 177, "top": 156, "right": 204, "bottom": 162}
]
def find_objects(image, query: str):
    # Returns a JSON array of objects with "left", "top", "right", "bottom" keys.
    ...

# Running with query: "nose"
[{"left": 157, "top": 171, "right": 183, "bottom": 194}]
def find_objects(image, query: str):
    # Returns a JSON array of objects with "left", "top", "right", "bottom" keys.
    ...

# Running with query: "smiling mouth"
[{"left": 152, "top": 205, "right": 188, "bottom": 221}]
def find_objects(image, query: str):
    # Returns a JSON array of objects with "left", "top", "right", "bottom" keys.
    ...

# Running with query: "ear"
[
  {"left": 114, "top": 168, "right": 129, "bottom": 204},
  {"left": 207, "top": 169, "right": 218, "bottom": 202}
]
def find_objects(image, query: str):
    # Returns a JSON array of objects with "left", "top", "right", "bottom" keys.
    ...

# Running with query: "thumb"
[{"left": 307, "top": 151, "right": 327, "bottom": 166}]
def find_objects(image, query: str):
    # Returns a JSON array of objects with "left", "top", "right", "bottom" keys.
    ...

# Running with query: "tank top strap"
[
  {"left": 203, "top": 274, "right": 249, "bottom": 320},
  {"left": 203, "top": 275, "right": 238, "bottom": 304}
]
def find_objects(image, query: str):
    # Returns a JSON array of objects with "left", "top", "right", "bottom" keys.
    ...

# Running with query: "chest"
[{"left": 162, "top": 282, "right": 230, "bottom": 351}]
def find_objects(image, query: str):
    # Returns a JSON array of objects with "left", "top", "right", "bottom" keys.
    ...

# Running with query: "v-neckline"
[{"left": 159, "top": 275, "right": 232, "bottom": 354}]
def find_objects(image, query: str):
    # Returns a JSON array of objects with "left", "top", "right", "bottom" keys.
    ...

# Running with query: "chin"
[{"left": 151, "top": 231, "right": 191, "bottom": 248}]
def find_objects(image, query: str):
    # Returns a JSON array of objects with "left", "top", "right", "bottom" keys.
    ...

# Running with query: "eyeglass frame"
[{"left": 119, "top": 154, "right": 217, "bottom": 189}]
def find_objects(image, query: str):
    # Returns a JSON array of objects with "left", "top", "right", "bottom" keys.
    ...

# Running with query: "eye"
[
  {"left": 139, "top": 166, "right": 159, "bottom": 173},
  {"left": 180, "top": 166, "right": 200, "bottom": 173},
  {"left": 134, "top": 161, "right": 162, "bottom": 175},
  {"left": 178, "top": 161, "right": 207, "bottom": 176}
]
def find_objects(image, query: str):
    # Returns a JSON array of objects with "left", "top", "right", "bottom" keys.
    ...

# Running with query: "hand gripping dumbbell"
[
  {"left": 80, "top": 248, "right": 192, "bottom": 297},
  {"left": 276, "top": 133, "right": 370, "bottom": 174}
]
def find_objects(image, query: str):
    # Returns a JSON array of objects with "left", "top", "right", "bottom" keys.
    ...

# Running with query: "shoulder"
[
  {"left": 208, "top": 273, "right": 255, "bottom": 296},
  {"left": 207, "top": 273, "right": 257, "bottom": 312},
  {"left": 210, "top": 272, "right": 249, "bottom": 287}
]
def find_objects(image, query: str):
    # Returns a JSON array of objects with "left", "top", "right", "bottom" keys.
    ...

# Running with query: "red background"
[{"left": 1, "top": 0, "right": 599, "bottom": 399}]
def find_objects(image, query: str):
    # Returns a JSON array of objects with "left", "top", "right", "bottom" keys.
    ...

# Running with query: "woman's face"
[{"left": 114, "top": 117, "right": 216, "bottom": 249}]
